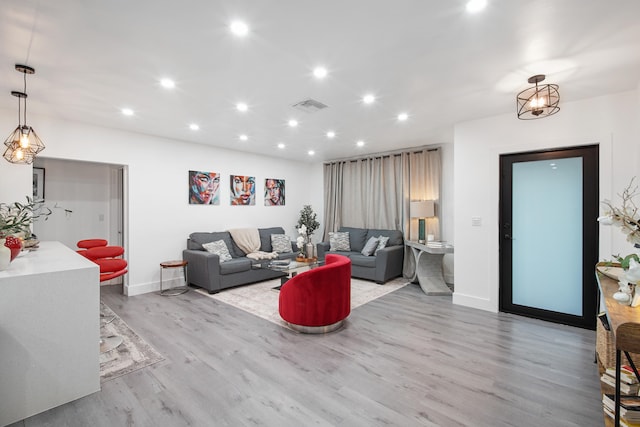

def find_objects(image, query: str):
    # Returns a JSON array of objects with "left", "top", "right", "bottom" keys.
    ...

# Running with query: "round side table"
[{"left": 160, "top": 260, "right": 189, "bottom": 296}]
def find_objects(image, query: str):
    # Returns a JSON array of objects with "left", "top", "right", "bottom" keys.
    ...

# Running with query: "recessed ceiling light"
[
  {"left": 236, "top": 102, "right": 248, "bottom": 112},
  {"left": 356, "top": 140, "right": 365, "bottom": 147},
  {"left": 160, "top": 78, "right": 175, "bottom": 89},
  {"left": 121, "top": 108, "right": 134, "bottom": 116},
  {"left": 466, "top": 0, "right": 487, "bottom": 13},
  {"left": 230, "top": 21, "right": 249, "bottom": 37},
  {"left": 397, "top": 113, "right": 409, "bottom": 121},
  {"left": 288, "top": 119, "right": 298, "bottom": 127},
  {"left": 308, "top": 150, "right": 315, "bottom": 156},
  {"left": 277, "top": 143, "right": 285, "bottom": 149},
  {"left": 189, "top": 123, "right": 200, "bottom": 131},
  {"left": 313, "top": 67, "right": 328, "bottom": 79},
  {"left": 326, "top": 131, "right": 336, "bottom": 139},
  {"left": 239, "top": 134, "right": 248, "bottom": 141},
  {"left": 363, "top": 94, "right": 375, "bottom": 104}
]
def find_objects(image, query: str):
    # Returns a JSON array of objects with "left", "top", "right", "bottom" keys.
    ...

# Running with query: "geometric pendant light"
[
  {"left": 3, "top": 64, "right": 45, "bottom": 164},
  {"left": 516, "top": 74, "right": 560, "bottom": 120}
]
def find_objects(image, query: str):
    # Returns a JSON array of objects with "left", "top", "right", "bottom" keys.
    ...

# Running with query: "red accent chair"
[
  {"left": 83, "top": 245, "right": 128, "bottom": 353},
  {"left": 77, "top": 239, "right": 108, "bottom": 249},
  {"left": 278, "top": 254, "right": 351, "bottom": 333}
]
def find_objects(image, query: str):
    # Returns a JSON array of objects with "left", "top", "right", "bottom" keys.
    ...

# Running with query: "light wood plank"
[{"left": 15, "top": 282, "right": 602, "bottom": 427}]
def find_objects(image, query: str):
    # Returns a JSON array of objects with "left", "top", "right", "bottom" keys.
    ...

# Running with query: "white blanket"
[{"left": 228, "top": 228, "right": 277, "bottom": 260}]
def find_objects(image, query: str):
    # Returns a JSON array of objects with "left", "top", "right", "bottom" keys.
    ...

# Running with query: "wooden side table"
[
  {"left": 596, "top": 264, "right": 640, "bottom": 426},
  {"left": 160, "top": 260, "right": 189, "bottom": 296}
]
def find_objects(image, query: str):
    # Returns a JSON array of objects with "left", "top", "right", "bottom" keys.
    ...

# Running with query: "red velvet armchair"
[{"left": 278, "top": 254, "right": 351, "bottom": 333}]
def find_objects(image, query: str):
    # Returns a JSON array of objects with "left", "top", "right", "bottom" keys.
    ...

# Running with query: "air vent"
[{"left": 292, "top": 98, "right": 328, "bottom": 113}]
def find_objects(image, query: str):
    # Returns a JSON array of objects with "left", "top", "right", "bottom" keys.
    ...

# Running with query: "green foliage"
[
  {"left": 296, "top": 205, "right": 320, "bottom": 236},
  {"left": 613, "top": 253, "right": 640, "bottom": 270},
  {"left": 0, "top": 196, "right": 51, "bottom": 238}
]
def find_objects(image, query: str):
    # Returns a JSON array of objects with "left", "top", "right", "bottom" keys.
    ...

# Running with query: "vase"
[
  {"left": 0, "top": 238, "right": 11, "bottom": 271},
  {"left": 305, "top": 242, "right": 314, "bottom": 259},
  {"left": 4, "top": 236, "right": 22, "bottom": 261}
]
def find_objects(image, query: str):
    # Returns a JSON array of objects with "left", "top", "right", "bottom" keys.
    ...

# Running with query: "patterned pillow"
[
  {"left": 374, "top": 236, "right": 390, "bottom": 255},
  {"left": 329, "top": 231, "right": 351, "bottom": 251},
  {"left": 202, "top": 240, "right": 232, "bottom": 263},
  {"left": 361, "top": 236, "right": 379, "bottom": 256},
  {"left": 270, "top": 234, "right": 292, "bottom": 253}
]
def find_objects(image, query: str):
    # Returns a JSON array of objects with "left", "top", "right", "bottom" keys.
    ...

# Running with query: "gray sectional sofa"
[
  {"left": 317, "top": 226, "right": 404, "bottom": 284},
  {"left": 183, "top": 227, "right": 299, "bottom": 293}
]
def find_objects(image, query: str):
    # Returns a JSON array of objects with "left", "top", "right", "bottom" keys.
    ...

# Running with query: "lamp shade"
[{"left": 410, "top": 200, "right": 435, "bottom": 218}]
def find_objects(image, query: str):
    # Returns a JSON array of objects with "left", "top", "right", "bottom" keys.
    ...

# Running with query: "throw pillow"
[
  {"left": 270, "top": 234, "right": 292, "bottom": 253},
  {"left": 202, "top": 240, "right": 232, "bottom": 263},
  {"left": 361, "top": 236, "right": 379, "bottom": 256},
  {"left": 329, "top": 231, "right": 351, "bottom": 251},
  {"left": 374, "top": 236, "right": 390, "bottom": 255}
]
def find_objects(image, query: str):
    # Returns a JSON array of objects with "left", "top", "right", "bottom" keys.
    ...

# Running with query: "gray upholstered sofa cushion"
[
  {"left": 317, "top": 226, "right": 404, "bottom": 284},
  {"left": 183, "top": 227, "right": 297, "bottom": 293},
  {"left": 339, "top": 226, "right": 368, "bottom": 252}
]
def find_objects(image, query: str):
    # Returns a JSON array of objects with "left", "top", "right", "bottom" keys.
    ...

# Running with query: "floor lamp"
[{"left": 410, "top": 200, "right": 435, "bottom": 244}]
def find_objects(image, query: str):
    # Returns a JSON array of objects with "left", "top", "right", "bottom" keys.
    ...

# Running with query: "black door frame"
[{"left": 499, "top": 144, "right": 599, "bottom": 329}]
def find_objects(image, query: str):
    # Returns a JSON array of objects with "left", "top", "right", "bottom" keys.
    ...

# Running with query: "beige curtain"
[
  {"left": 322, "top": 147, "right": 441, "bottom": 243},
  {"left": 403, "top": 149, "right": 442, "bottom": 242}
]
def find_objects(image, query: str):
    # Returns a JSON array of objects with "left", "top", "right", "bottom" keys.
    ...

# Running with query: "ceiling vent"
[{"left": 292, "top": 98, "right": 328, "bottom": 113}]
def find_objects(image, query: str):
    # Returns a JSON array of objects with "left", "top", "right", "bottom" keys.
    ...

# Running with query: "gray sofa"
[
  {"left": 183, "top": 227, "right": 299, "bottom": 293},
  {"left": 317, "top": 226, "right": 404, "bottom": 284}
]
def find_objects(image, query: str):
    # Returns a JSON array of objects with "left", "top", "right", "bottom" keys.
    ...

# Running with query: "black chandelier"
[
  {"left": 516, "top": 74, "right": 560, "bottom": 120},
  {"left": 3, "top": 64, "right": 46, "bottom": 164}
]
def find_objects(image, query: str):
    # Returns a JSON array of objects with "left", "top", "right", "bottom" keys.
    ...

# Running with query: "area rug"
[
  {"left": 194, "top": 276, "right": 409, "bottom": 329},
  {"left": 99, "top": 302, "right": 164, "bottom": 383}
]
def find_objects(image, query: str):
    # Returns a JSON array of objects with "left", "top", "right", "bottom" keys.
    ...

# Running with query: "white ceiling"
[{"left": 1, "top": 0, "right": 639, "bottom": 162}]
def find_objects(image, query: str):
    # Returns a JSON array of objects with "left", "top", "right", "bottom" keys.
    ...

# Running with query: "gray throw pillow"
[
  {"left": 329, "top": 231, "right": 350, "bottom": 251},
  {"left": 270, "top": 234, "right": 292, "bottom": 253},
  {"left": 361, "top": 236, "right": 379, "bottom": 256},
  {"left": 202, "top": 240, "right": 232, "bottom": 263},
  {"left": 374, "top": 236, "right": 390, "bottom": 255}
]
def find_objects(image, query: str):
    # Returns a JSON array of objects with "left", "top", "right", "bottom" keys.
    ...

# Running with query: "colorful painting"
[
  {"left": 230, "top": 175, "right": 256, "bottom": 205},
  {"left": 264, "top": 178, "right": 285, "bottom": 206},
  {"left": 188, "top": 171, "right": 220, "bottom": 205}
]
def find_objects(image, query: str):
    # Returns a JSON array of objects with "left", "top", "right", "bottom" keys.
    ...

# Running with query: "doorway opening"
[{"left": 32, "top": 158, "right": 128, "bottom": 289}]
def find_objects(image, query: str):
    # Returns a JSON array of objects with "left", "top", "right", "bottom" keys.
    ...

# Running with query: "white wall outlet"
[{"left": 471, "top": 217, "right": 482, "bottom": 227}]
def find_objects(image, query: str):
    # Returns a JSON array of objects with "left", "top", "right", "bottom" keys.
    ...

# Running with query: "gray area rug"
[
  {"left": 99, "top": 302, "right": 164, "bottom": 383},
  {"left": 195, "top": 276, "right": 409, "bottom": 330}
]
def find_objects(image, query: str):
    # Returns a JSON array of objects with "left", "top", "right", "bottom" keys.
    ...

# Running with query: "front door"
[{"left": 499, "top": 145, "right": 599, "bottom": 329}]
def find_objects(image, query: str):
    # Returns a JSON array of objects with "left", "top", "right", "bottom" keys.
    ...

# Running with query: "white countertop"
[{"left": 0, "top": 241, "right": 97, "bottom": 278}]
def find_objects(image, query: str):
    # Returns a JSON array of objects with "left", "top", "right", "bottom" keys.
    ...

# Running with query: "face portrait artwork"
[
  {"left": 188, "top": 171, "right": 220, "bottom": 205},
  {"left": 264, "top": 178, "right": 285, "bottom": 206},
  {"left": 230, "top": 175, "right": 256, "bottom": 205}
]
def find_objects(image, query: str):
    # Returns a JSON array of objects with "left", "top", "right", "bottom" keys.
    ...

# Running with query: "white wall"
[
  {"left": 31, "top": 158, "right": 115, "bottom": 250},
  {"left": 453, "top": 89, "right": 640, "bottom": 312},
  {"left": 0, "top": 112, "right": 324, "bottom": 295}
]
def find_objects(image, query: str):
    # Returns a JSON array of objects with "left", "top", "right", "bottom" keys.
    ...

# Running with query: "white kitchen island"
[{"left": 0, "top": 241, "right": 100, "bottom": 426}]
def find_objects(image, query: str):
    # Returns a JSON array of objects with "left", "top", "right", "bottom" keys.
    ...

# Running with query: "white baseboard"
[
  {"left": 124, "top": 281, "right": 159, "bottom": 296},
  {"left": 452, "top": 292, "right": 497, "bottom": 313}
]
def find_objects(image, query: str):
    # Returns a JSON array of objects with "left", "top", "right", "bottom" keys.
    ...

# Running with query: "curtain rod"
[{"left": 323, "top": 144, "right": 441, "bottom": 164}]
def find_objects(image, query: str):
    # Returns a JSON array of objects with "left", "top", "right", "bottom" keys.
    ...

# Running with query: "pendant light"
[
  {"left": 516, "top": 74, "right": 560, "bottom": 120},
  {"left": 3, "top": 64, "right": 46, "bottom": 164}
]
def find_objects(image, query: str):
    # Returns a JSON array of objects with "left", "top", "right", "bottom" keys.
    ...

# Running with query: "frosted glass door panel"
[{"left": 512, "top": 157, "right": 583, "bottom": 316}]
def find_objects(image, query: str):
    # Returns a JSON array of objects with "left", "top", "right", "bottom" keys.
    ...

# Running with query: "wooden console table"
[
  {"left": 596, "top": 265, "right": 640, "bottom": 427},
  {"left": 405, "top": 240, "right": 454, "bottom": 295}
]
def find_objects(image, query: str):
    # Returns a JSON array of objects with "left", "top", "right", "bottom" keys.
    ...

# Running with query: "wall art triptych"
[{"left": 188, "top": 171, "right": 285, "bottom": 206}]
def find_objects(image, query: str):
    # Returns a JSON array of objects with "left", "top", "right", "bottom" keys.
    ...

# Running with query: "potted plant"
[
  {"left": 0, "top": 197, "right": 51, "bottom": 265},
  {"left": 296, "top": 205, "right": 320, "bottom": 258},
  {"left": 598, "top": 178, "right": 640, "bottom": 305}
]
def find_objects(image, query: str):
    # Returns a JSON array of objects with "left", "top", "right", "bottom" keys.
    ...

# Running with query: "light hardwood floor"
[{"left": 15, "top": 283, "right": 603, "bottom": 427}]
